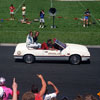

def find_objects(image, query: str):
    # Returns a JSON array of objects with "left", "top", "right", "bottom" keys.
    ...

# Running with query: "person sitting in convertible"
[
  {"left": 26, "top": 31, "right": 41, "bottom": 49},
  {"left": 41, "top": 39, "right": 54, "bottom": 50}
]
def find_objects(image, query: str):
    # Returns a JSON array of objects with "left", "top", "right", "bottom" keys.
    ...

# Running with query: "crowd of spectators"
[
  {"left": 9, "top": 3, "right": 92, "bottom": 28},
  {"left": 0, "top": 76, "right": 99, "bottom": 100},
  {"left": 9, "top": 4, "right": 45, "bottom": 27}
]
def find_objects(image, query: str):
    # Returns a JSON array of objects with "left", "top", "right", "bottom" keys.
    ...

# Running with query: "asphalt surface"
[{"left": 0, "top": 46, "right": 100, "bottom": 100}]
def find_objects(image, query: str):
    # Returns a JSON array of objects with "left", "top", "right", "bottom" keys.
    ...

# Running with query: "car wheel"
[
  {"left": 69, "top": 55, "right": 81, "bottom": 65},
  {"left": 24, "top": 54, "right": 35, "bottom": 64}
]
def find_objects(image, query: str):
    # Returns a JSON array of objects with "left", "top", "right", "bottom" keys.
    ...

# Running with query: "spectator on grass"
[
  {"left": 39, "top": 10, "right": 45, "bottom": 28},
  {"left": 26, "top": 31, "right": 41, "bottom": 48},
  {"left": 0, "top": 78, "right": 18, "bottom": 100},
  {"left": 30, "top": 74, "right": 46, "bottom": 100},
  {"left": 43, "top": 81, "right": 59, "bottom": 100},
  {"left": 22, "top": 4, "right": 26, "bottom": 20},
  {"left": 83, "top": 9, "right": 91, "bottom": 27},
  {"left": 9, "top": 4, "right": 15, "bottom": 20}
]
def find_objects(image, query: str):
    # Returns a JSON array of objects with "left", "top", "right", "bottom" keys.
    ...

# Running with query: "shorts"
[
  {"left": 84, "top": 16, "right": 88, "bottom": 20},
  {"left": 40, "top": 18, "right": 45, "bottom": 23},
  {"left": 10, "top": 12, "right": 14, "bottom": 14},
  {"left": 22, "top": 11, "right": 26, "bottom": 16}
]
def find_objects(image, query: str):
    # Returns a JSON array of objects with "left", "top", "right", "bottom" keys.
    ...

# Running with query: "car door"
[{"left": 42, "top": 49, "right": 62, "bottom": 60}]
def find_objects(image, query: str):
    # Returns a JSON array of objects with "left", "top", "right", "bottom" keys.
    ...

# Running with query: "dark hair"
[
  {"left": 47, "top": 39, "right": 52, "bottom": 43},
  {"left": 11, "top": 4, "right": 13, "bottom": 6},
  {"left": 40, "top": 9, "right": 44, "bottom": 11},
  {"left": 87, "top": 9, "right": 89, "bottom": 11},
  {"left": 31, "top": 84, "right": 38, "bottom": 93}
]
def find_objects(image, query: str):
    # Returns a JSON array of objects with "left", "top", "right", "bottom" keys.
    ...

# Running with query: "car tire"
[
  {"left": 69, "top": 54, "right": 81, "bottom": 65},
  {"left": 24, "top": 54, "right": 35, "bottom": 64}
]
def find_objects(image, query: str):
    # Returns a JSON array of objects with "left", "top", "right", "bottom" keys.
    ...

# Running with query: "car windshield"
[{"left": 54, "top": 39, "right": 66, "bottom": 49}]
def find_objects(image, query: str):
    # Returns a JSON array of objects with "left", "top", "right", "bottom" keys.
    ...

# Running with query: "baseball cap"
[
  {"left": 0, "top": 87, "right": 4, "bottom": 98},
  {"left": 0, "top": 77, "right": 6, "bottom": 85}
]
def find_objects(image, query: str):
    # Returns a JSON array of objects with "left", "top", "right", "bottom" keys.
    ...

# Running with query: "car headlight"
[{"left": 17, "top": 51, "right": 21, "bottom": 55}]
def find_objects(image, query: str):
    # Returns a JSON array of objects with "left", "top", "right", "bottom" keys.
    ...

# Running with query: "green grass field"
[{"left": 0, "top": 0, "right": 100, "bottom": 45}]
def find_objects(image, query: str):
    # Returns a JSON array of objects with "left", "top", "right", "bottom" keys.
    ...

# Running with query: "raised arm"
[
  {"left": 12, "top": 78, "right": 18, "bottom": 100},
  {"left": 37, "top": 74, "right": 46, "bottom": 97},
  {"left": 48, "top": 81, "right": 59, "bottom": 95}
]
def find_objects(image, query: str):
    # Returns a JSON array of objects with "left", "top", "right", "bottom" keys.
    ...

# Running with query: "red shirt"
[
  {"left": 9, "top": 6, "right": 15, "bottom": 12},
  {"left": 41, "top": 42, "right": 49, "bottom": 50},
  {"left": 35, "top": 93, "right": 41, "bottom": 100}
]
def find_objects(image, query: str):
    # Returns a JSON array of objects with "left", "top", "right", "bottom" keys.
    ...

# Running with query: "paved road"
[{"left": 0, "top": 46, "right": 100, "bottom": 100}]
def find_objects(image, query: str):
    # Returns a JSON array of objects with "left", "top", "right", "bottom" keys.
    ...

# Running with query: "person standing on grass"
[
  {"left": 39, "top": 10, "right": 45, "bottom": 28},
  {"left": 83, "top": 9, "right": 90, "bottom": 27},
  {"left": 22, "top": 4, "right": 26, "bottom": 20},
  {"left": 9, "top": 4, "right": 15, "bottom": 20}
]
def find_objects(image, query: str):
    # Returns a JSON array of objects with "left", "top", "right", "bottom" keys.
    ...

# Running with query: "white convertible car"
[{"left": 13, "top": 39, "right": 90, "bottom": 65}]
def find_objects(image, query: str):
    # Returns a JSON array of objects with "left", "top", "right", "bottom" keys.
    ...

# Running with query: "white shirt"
[
  {"left": 22, "top": 6, "right": 26, "bottom": 11},
  {"left": 44, "top": 93, "right": 57, "bottom": 100},
  {"left": 26, "top": 34, "right": 34, "bottom": 45}
]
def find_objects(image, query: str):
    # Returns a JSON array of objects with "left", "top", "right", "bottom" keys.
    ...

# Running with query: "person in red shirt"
[
  {"left": 41, "top": 39, "right": 54, "bottom": 50},
  {"left": 22, "top": 74, "right": 46, "bottom": 100},
  {"left": 9, "top": 4, "right": 15, "bottom": 20}
]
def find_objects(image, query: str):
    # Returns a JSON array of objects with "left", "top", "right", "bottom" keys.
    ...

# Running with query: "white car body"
[{"left": 13, "top": 40, "right": 90, "bottom": 64}]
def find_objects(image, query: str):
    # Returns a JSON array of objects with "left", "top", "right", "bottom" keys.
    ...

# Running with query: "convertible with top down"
[{"left": 13, "top": 39, "right": 90, "bottom": 65}]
